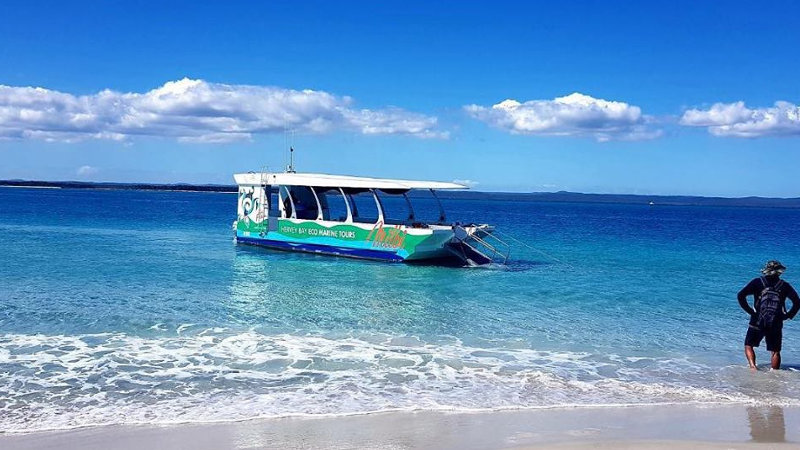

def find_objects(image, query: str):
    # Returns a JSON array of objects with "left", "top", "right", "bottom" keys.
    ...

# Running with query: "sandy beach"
[{"left": 2, "top": 404, "right": 798, "bottom": 450}]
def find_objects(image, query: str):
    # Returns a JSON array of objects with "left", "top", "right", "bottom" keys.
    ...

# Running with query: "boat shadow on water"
[{"left": 409, "top": 258, "right": 548, "bottom": 272}]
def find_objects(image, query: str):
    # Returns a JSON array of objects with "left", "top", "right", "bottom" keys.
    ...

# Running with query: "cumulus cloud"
[
  {"left": 76, "top": 165, "right": 98, "bottom": 176},
  {"left": 0, "top": 78, "right": 446, "bottom": 143},
  {"left": 680, "top": 100, "right": 800, "bottom": 138},
  {"left": 464, "top": 93, "right": 661, "bottom": 141}
]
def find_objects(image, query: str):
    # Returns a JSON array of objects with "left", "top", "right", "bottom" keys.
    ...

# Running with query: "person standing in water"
[{"left": 738, "top": 260, "right": 800, "bottom": 370}]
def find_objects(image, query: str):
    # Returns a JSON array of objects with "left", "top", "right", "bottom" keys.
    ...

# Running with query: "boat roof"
[{"left": 233, "top": 172, "right": 467, "bottom": 190}]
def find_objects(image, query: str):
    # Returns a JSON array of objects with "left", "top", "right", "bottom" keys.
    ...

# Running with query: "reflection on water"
[{"left": 747, "top": 406, "right": 785, "bottom": 443}]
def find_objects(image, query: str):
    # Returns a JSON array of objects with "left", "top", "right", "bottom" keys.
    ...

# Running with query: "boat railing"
[{"left": 453, "top": 224, "right": 511, "bottom": 265}]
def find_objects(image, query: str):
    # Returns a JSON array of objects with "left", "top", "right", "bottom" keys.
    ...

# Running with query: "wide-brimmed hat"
[{"left": 761, "top": 260, "right": 787, "bottom": 276}]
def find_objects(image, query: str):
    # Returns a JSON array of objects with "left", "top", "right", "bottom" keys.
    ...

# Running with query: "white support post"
[
  {"left": 340, "top": 188, "right": 353, "bottom": 223},
  {"left": 279, "top": 186, "right": 297, "bottom": 219},
  {"left": 310, "top": 187, "right": 324, "bottom": 221},
  {"left": 277, "top": 186, "right": 284, "bottom": 217},
  {"left": 371, "top": 189, "right": 385, "bottom": 224}
]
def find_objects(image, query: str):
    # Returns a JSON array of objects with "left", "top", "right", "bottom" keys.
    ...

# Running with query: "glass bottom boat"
[{"left": 233, "top": 172, "right": 509, "bottom": 266}]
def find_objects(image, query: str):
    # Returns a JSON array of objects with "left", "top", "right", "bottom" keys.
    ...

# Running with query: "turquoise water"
[{"left": 1, "top": 187, "right": 800, "bottom": 432}]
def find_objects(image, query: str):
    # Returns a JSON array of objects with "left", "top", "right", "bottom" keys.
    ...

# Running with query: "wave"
[{"left": 1, "top": 330, "right": 798, "bottom": 433}]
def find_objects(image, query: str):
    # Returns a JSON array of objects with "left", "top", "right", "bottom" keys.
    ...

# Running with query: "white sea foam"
[{"left": 1, "top": 331, "right": 798, "bottom": 433}]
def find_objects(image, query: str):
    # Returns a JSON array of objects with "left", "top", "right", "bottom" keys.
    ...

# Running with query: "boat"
[{"left": 232, "top": 171, "right": 510, "bottom": 265}]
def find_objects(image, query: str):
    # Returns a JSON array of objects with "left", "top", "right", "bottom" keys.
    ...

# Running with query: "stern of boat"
[{"left": 445, "top": 224, "right": 510, "bottom": 266}]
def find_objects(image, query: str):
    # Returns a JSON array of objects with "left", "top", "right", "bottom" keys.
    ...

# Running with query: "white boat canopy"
[{"left": 233, "top": 172, "right": 467, "bottom": 190}]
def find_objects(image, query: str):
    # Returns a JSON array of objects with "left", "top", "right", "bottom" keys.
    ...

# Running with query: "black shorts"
[{"left": 745, "top": 322, "right": 783, "bottom": 352}]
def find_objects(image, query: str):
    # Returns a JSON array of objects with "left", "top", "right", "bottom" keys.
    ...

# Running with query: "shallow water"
[{"left": 1, "top": 187, "right": 799, "bottom": 432}]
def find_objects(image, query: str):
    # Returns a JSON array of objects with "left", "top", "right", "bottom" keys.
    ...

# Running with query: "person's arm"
[
  {"left": 738, "top": 281, "right": 756, "bottom": 316},
  {"left": 785, "top": 284, "right": 800, "bottom": 320}
]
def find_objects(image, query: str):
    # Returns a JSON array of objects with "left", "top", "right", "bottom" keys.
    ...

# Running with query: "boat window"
[
  {"left": 376, "top": 191, "right": 413, "bottom": 225},
  {"left": 405, "top": 190, "right": 447, "bottom": 224},
  {"left": 279, "top": 185, "right": 294, "bottom": 218},
  {"left": 348, "top": 191, "right": 381, "bottom": 223},
  {"left": 287, "top": 186, "right": 319, "bottom": 220},
  {"left": 317, "top": 188, "right": 349, "bottom": 222}
]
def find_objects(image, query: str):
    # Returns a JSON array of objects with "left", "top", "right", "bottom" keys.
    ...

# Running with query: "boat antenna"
[
  {"left": 287, "top": 146, "right": 296, "bottom": 173},
  {"left": 285, "top": 128, "right": 296, "bottom": 173}
]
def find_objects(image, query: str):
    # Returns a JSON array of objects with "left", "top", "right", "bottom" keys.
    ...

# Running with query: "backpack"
[{"left": 756, "top": 277, "right": 784, "bottom": 329}]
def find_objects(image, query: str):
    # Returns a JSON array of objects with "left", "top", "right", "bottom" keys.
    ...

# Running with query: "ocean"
[{"left": 1, "top": 186, "right": 799, "bottom": 433}]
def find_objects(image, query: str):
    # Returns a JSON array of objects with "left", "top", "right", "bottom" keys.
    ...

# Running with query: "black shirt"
[{"left": 738, "top": 276, "right": 800, "bottom": 321}]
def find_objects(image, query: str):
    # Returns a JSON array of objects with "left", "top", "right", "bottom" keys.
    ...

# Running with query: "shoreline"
[
  {"left": 0, "top": 402, "right": 766, "bottom": 436},
  {"left": 2, "top": 404, "right": 798, "bottom": 449}
]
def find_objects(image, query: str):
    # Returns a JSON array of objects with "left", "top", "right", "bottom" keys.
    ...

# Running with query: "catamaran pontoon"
[{"left": 233, "top": 171, "right": 510, "bottom": 266}]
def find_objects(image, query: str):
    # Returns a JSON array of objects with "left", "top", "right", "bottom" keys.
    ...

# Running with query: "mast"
[
  {"left": 284, "top": 128, "right": 296, "bottom": 173},
  {"left": 286, "top": 146, "right": 295, "bottom": 173}
]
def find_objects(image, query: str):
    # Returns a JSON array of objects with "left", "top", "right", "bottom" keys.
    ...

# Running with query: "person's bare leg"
[
  {"left": 745, "top": 345, "right": 757, "bottom": 370},
  {"left": 771, "top": 351, "right": 781, "bottom": 370}
]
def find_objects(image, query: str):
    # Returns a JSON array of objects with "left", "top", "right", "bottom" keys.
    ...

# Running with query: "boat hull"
[
  {"left": 235, "top": 218, "right": 455, "bottom": 263},
  {"left": 236, "top": 235, "right": 406, "bottom": 261}
]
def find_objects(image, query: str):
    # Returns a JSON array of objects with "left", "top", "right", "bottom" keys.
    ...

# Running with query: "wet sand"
[{"left": 2, "top": 404, "right": 799, "bottom": 449}]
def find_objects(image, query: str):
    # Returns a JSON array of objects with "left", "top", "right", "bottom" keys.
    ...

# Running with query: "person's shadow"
[{"left": 747, "top": 405, "right": 786, "bottom": 443}]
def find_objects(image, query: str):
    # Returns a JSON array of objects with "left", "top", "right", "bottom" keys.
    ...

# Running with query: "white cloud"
[
  {"left": 0, "top": 78, "right": 446, "bottom": 143},
  {"left": 341, "top": 108, "right": 448, "bottom": 139},
  {"left": 76, "top": 165, "right": 98, "bottom": 176},
  {"left": 465, "top": 93, "right": 661, "bottom": 142},
  {"left": 680, "top": 100, "right": 800, "bottom": 138},
  {"left": 452, "top": 179, "right": 479, "bottom": 188}
]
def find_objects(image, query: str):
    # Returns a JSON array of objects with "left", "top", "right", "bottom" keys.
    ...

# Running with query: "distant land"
[
  {"left": 2, "top": 179, "right": 800, "bottom": 208},
  {"left": 0, "top": 179, "right": 235, "bottom": 193}
]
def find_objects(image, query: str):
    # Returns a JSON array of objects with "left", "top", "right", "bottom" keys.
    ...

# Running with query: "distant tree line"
[{"left": 2, "top": 180, "right": 799, "bottom": 208}]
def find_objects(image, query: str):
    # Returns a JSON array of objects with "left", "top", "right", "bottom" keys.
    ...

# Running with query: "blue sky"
[{"left": 1, "top": 1, "right": 799, "bottom": 196}]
